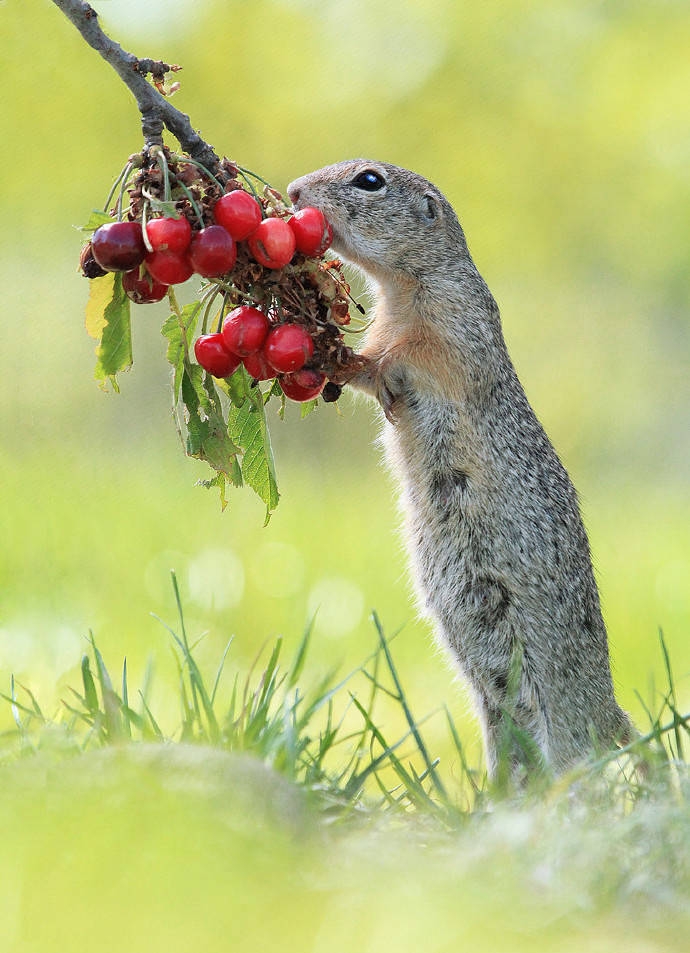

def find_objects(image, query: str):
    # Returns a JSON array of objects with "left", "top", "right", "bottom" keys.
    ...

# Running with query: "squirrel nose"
[{"left": 286, "top": 180, "right": 302, "bottom": 206}]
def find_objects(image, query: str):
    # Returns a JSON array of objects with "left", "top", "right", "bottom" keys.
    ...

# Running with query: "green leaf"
[
  {"left": 77, "top": 209, "right": 113, "bottom": 233},
  {"left": 265, "top": 378, "right": 283, "bottom": 400},
  {"left": 162, "top": 301, "right": 281, "bottom": 516},
  {"left": 161, "top": 301, "right": 202, "bottom": 402},
  {"left": 87, "top": 273, "right": 132, "bottom": 392},
  {"left": 227, "top": 389, "right": 280, "bottom": 520},
  {"left": 145, "top": 197, "right": 182, "bottom": 219},
  {"left": 197, "top": 473, "right": 229, "bottom": 510},
  {"left": 181, "top": 363, "right": 242, "bottom": 481},
  {"left": 229, "top": 455, "right": 243, "bottom": 487},
  {"left": 224, "top": 363, "right": 253, "bottom": 407},
  {"left": 300, "top": 399, "right": 319, "bottom": 419}
]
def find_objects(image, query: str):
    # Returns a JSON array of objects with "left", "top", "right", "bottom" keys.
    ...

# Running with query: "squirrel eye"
[{"left": 351, "top": 170, "right": 386, "bottom": 192}]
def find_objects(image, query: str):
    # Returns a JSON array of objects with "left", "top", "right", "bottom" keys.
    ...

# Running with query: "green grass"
[
  {"left": 1, "top": 575, "right": 689, "bottom": 953},
  {"left": 2, "top": 572, "right": 478, "bottom": 818}
]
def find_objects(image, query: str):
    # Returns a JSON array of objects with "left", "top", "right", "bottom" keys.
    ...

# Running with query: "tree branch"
[{"left": 51, "top": 0, "right": 227, "bottom": 178}]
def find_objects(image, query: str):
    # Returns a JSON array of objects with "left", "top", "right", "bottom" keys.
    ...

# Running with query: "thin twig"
[{"left": 50, "top": 0, "right": 227, "bottom": 178}]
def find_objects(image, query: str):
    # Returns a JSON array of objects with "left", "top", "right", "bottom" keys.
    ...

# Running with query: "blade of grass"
[
  {"left": 81, "top": 654, "right": 99, "bottom": 714},
  {"left": 89, "top": 632, "right": 125, "bottom": 741},
  {"left": 371, "top": 611, "right": 448, "bottom": 800},
  {"left": 444, "top": 705, "right": 482, "bottom": 796},
  {"left": 137, "top": 691, "right": 165, "bottom": 741},
  {"left": 659, "top": 628, "right": 685, "bottom": 761},
  {"left": 122, "top": 658, "right": 132, "bottom": 740},
  {"left": 154, "top": 574, "right": 220, "bottom": 741},
  {"left": 287, "top": 616, "right": 315, "bottom": 689},
  {"left": 210, "top": 638, "right": 234, "bottom": 706},
  {"left": 345, "top": 693, "right": 440, "bottom": 810}
]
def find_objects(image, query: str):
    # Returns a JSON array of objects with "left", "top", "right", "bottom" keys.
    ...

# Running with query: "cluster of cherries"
[
  {"left": 196, "top": 305, "right": 326, "bottom": 401},
  {"left": 88, "top": 187, "right": 338, "bottom": 401}
]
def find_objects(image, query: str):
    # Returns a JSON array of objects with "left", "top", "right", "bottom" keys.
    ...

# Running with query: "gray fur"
[{"left": 288, "top": 160, "right": 634, "bottom": 779}]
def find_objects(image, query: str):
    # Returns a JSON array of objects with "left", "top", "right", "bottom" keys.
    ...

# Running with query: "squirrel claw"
[{"left": 380, "top": 383, "right": 398, "bottom": 423}]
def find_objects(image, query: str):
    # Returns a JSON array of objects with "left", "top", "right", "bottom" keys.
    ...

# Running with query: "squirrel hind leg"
[
  {"left": 536, "top": 702, "right": 640, "bottom": 778},
  {"left": 477, "top": 692, "right": 550, "bottom": 787}
]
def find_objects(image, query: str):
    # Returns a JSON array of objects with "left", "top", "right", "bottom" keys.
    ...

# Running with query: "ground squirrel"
[{"left": 287, "top": 160, "right": 634, "bottom": 780}]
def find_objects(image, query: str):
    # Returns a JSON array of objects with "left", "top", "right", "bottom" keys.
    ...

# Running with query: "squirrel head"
[{"left": 287, "top": 160, "right": 471, "bottom": 286}]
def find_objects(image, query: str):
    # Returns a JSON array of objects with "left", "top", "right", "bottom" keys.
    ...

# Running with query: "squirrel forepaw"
[
  {"left": 378, "top": 381, "right": 398, "bottom": 423},
  {"left": 343, "top": 355, "right": 404, "bottom": 424},
  {"left": 377, "top": 361, "right": 410, "bottom": 424}
]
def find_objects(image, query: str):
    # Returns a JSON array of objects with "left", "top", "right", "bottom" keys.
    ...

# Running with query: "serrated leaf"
[
  {"left": 181, "top": 363, "right": 212, "bottom": 455},
  {"left": 229, "top": 455, "right": 243, "bottom": 486},
  {"left": 88, "top": 273, "right": 132, "bottom": 392},
  {"left": 227, "top": 392, "right": 280, "bottom": 518},
  {"left": 181, "top": 364, "right": 241, "bottom": 481},
  {"left": 161, "top": 301, "right": 202, "bottom": 402},
  {"left": 78, "top": 210, "right": 113, "bottom": 233},
  {"left": 300, "top": 399, "right": 319, "bottom": 419},
  {"left": 161, "top": 299, "right": 281, "bottom": 516},
  {"left": 224, "top": 364, "right": 253, "bottom": 407},
  {"left": 262, "top": 378, "right": 286, "bottom": 419},
  {"left": 265, "top": 378, "right": 283, "bottom": 400}
]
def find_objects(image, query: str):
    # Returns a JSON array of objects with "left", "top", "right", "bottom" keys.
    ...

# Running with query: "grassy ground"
[{"left": 1, "top": 580, "right": 689, "bottom": 953}]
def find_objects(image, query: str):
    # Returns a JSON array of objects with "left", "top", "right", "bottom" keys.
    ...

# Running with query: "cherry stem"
[
  {"left": 235, "top": 170, "right": 262, "bottom": 203},
  {"left": 140, "top": 201, "right": 154, "bottom": 253},
  {"left": 170, "top": 178, "right": 205, "bottom": 228},
  {"left": 199, "top": 284, "right": 222, "bottom": 335},
  {"left": 115, "top": 163, "right": 134, "bottom": 222},
  {"left": 215, "top": 296, "right": 229, "bottom": 335},
  {"left": 102, "top": 160, "right": 134, "bottom": 215},
  {"left": 237, "top": 165, "right": 272, "bottom": 188},
  {"left": 209, "top": 279, "right": 254, "bottom": 306},
  {"left": 151, "top": 146, "right": 172, "bottom": 202},
  {"left": 167, "top": 287, "right": 199, "bottom": 363},
  {"left": 168, "top": 153, "right": 227, "bottom": 194},
  {"left": 340, "top": 320, "right": 372, "bottom": 335}
]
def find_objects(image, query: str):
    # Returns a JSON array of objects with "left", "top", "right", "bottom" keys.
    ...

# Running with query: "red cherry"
[
  {"left": 122, "top": 267, "right": 169, "bottom": 303},
  {"left": 221, "top": 306, "right": 270, "bottom": 356},
  {"left": 242, "top": 350, "right": 275, "bottom": 381},
  {"left": 145, "top": 216, "right": 192, "bottom": 254},
  {"left": 145, "top": 249, "right": 194, "bottom": 285},
  {"left": 213, "top": 191, "right": 263, "bottom": 241},
  {"left": 288, "top": 207, "right": 333, "bottom": 257},
  {"left": 194, "top": 334, "right": 242, "bottom": 378},
  {"left": 247, "top": 218, "right": 296, "bottom": 269},
  {"left": 280, "top": 369, "right": 327, "bottom": 402},
  {"left": 264, "top": 324, "right": 314, "bottom": 373},
  {"left": 91, "top": 221, "right": 146, "bottom": 271},
  {"left": 188, "top": 226, "right": 237, "bottom": 278}
]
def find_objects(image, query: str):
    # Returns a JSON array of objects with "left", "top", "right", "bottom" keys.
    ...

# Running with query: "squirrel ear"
[{"left": 421, "top": 192, "right": 441, "bottom": 223}]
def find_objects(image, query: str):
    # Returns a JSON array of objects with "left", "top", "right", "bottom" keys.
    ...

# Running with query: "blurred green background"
[{"left": 1, "top": 0, "right": 689, "bottom": 766}]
